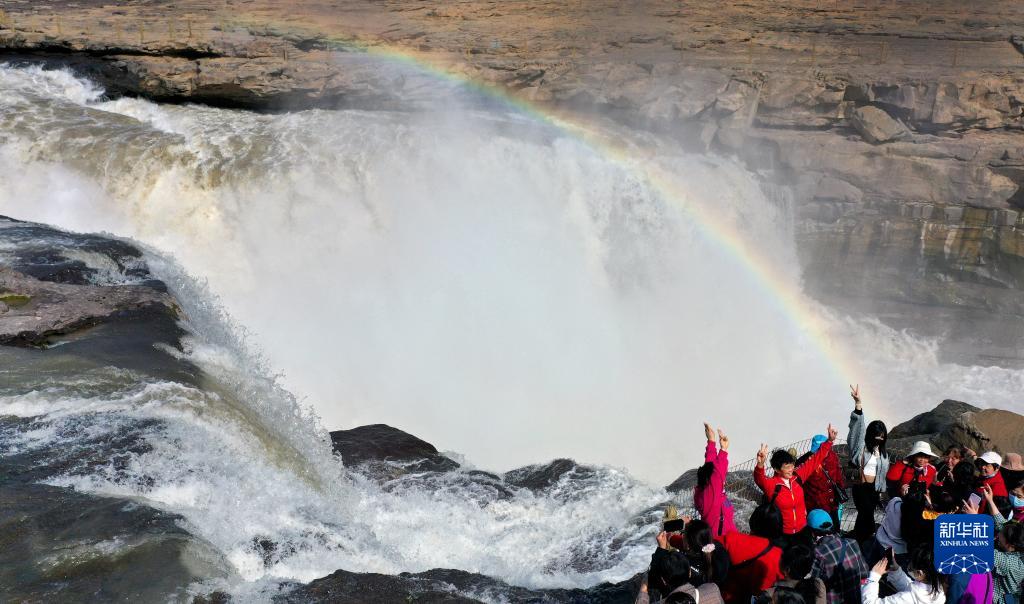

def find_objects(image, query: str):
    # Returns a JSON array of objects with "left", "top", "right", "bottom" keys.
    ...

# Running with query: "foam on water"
[{"left": 1, "top": 64, "right": 1023, "bottom": 599}]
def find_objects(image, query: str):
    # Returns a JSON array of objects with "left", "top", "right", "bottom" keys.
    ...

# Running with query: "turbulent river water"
[{"left": 0, "top": 63, "right": 1022, "bottom": 600}]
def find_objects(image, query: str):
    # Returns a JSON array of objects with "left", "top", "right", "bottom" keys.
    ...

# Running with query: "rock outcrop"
[
  {"left": 0, "top": 216, "right": 180, "bottom": 347},
  {"left": 849, "top": 106, "right": 909, "bottom": 144},
  {"left": 329, "top": 423, "right": 460, "bottom": 474},
  {"left": 889, "top": 399, "right": 981, "bottom": 440},
  {"left": 889, "top": 399, "right": 1024, "bottom": 455},
  {"left": 0, "top": 265, "right": 177, "bottom": 346}
]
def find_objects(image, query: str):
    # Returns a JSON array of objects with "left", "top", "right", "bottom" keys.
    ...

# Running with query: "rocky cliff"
[{"left": 2, "top": 0, "right": 1023, "bottom": 360}]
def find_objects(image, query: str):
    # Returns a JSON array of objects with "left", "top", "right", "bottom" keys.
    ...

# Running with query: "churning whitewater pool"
[{"left": 1, "top": 63, "right": 1022, "bottom": 601}]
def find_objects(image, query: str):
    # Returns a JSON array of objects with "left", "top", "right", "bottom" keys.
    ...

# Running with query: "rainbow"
[
  {"left": 220, "top": 19, "right": 862, "bottom": 396},
  {"left": 343, "top": 40, "right": 864, "bottom": 394}
]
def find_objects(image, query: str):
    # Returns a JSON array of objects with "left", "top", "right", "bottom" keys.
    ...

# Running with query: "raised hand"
[
  {"left": 718, "top": 429, "right": 729, "bottom": 451},
  {"left": 981, "top": 483, "right": 995, "bottom": 502},
  {"left": 656, "top": 530, "right": 669, "bottom": 550},
  {"left": 963, "top": 498, "right": 980, "bottom": 515},
  {"left": 704, "top": 422, "right": 715, "bottom": 442},
  {"left": 872, "top": 557, "right": 889, "bottom": 576},
  {"left": 827, "top": 423, "right": 839, "bottom": 442},
  {"left": 756, "top": 443, "right": 769, "bottom": 467},
  {"left": 850, "top": 384, "right": 861, "bottom": 406}
]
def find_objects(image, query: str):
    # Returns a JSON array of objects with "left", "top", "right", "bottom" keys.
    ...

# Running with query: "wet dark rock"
[
  {"left": 503, "top": 458, "right": 596, "bottom": 492},
  {"left": 0, "top": 217, "right": 150, "bottom": 285},
  {"left": 889, "top": 399, "right": 981, "bottom": 440},
  {"left": 275, "top": 567, "right": 641, "bottom": 604},
  {"left": 0, "top": 482, "right": 232, "bottom": 603},
  {"left": 665, "top": 467, "right": 700, "bottom": 492},
  {"left": 0, "top": 218, "right": 181, "bottom": 348},
  {"left": 0, "top": 267, "right": 177, "bottom": 347},
  {"left": 329, "top": 423, "right": 461, "bottom": 473}
]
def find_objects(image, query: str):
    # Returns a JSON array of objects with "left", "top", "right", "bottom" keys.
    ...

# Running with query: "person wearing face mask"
[
  {"left": 977, "top": 452, "right": 1010, "bottom": 499},
  {"left": 846, "top": 385, "right": 891, "bottom": 544},
  {"left": 754, "top": 424, "right": 839, "bottom": 546},
  {"left": 999, "top": 454, "right": 1024, "bottom": 512},
  {"left": 1008, "top": 478, "right": 1024, "bottom": 520}
]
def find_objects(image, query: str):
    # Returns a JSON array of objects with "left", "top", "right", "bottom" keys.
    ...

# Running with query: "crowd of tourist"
[{"left": 635, "top": 387, "right": 1024, "bottom": 604}]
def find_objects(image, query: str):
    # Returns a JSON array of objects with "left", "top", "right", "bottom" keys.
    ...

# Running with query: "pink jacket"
[{"left": 694, "top": 440, "right": 736, "bottom": 538}]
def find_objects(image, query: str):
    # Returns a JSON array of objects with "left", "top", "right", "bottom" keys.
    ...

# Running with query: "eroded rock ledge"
[{"left": 0, "top": 217, "right": 178, "bottom": 347}]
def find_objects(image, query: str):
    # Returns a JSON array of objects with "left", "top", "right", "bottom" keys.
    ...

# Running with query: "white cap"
[{"left": 979, "top": 451, "right": 1003, "bottom": 466}]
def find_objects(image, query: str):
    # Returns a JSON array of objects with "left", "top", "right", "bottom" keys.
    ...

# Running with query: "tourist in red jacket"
[
  {"left": 694, "top": 423, "right": 736, "bottom": 539},
  {"left": 719, "top": 504, "right": 785, "bottom": 603},
  {"left": 977, "top": 451, "right": 1010, "bottom": 498},
  {"left": 797, "top": 434, "right": 847, "bottom": 531},
  {"left": 754, "top": 423, "right": 838, "bottom": 538},
  {"left": 885, "top": 441, "right": 938, "bottom": 497}
]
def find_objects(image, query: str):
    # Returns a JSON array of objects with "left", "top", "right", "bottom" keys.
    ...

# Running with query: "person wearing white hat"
[
  {"left": 886, "top": 441, "right": 938, "bottom": 498},
  {"left": 977, "top": 451, "right": 1010, "bottom": 499}
]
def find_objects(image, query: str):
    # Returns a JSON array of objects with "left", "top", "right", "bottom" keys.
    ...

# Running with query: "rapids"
[{"left": 1, "top": 63, "right": 1022, "bottom": 599}]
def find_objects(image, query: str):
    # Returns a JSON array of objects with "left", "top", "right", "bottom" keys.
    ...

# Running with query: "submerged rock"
[
  {"left": 503, "top": 458, "right": 596, "bottom": 492},
  {"left": 0, "top": 482, "right": 233, "bottom": 602}
]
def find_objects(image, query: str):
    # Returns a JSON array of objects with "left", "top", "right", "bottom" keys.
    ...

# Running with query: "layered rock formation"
[
  {"left": 2, "top": 0, "right": 1022, "bottom": 359},
  {"left": 890, "top": 399, "right": 1024, "bottom": 455}
]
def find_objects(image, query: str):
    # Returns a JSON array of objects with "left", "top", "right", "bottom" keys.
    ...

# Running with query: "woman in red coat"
[
  {"left": 754, "top": 424, "right": 839, "bottom": 540},
  {"left": 798, "top": 434, "right": 847, "bottom": 531},
  {"left": 885, "top": 440, "right": 938, "bottom": 497}
]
